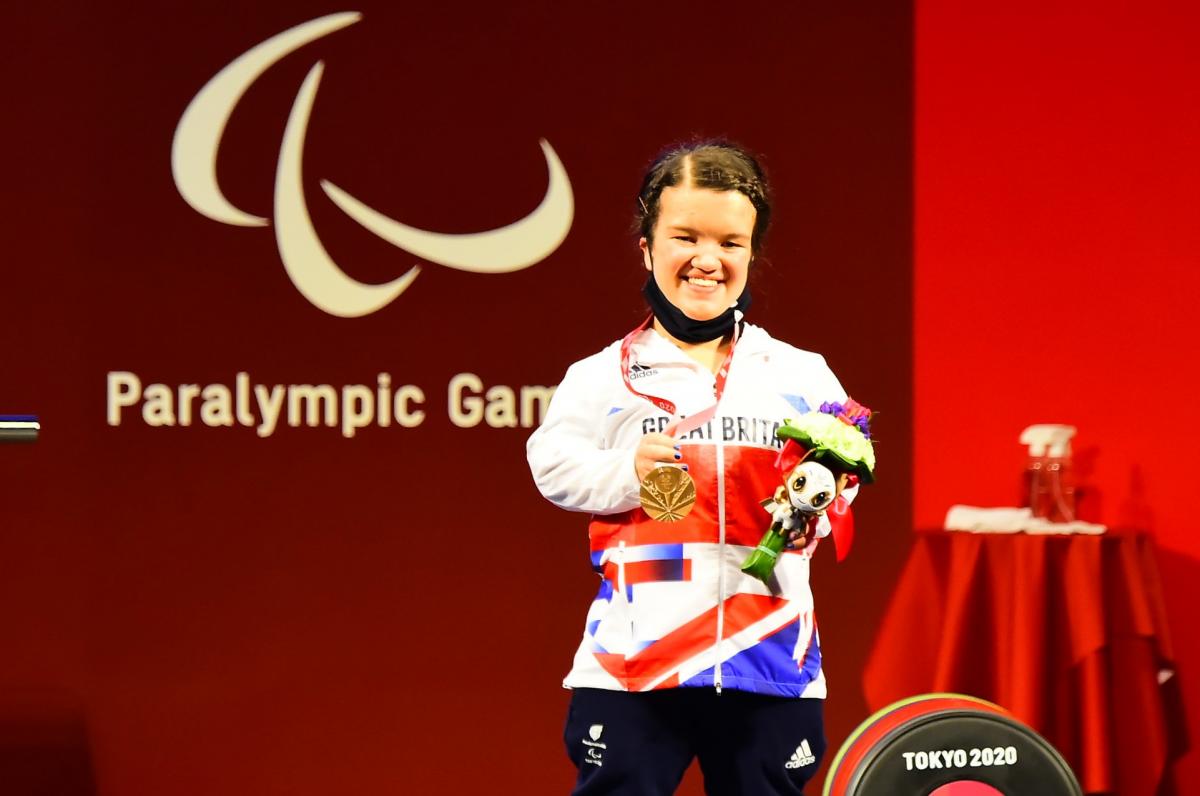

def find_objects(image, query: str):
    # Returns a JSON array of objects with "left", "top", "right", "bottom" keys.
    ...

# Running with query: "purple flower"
[
  {"left": 818, "top": 400, "right": 872, "bottom": 438},
  {"left": 819, "top": 401, "right": 845, "bottom": 416}
]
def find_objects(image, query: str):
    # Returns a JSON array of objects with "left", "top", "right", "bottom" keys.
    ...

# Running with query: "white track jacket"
[{"left": 527, "top": 323, "right": 855, "bottom": 698}]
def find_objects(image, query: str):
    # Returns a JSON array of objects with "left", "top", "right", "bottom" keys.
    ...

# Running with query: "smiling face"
[{"left": 640, "top": 184, "right": 756, "bottom": 322}]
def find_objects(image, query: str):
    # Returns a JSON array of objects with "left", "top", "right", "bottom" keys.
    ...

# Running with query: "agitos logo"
[{"left": 171, "top": 11, "right": 573, "bottom": 318}]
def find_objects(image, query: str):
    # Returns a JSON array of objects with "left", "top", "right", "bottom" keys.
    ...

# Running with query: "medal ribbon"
[{"left": 619, "top": 313, "right": 740, "bottom": 437}]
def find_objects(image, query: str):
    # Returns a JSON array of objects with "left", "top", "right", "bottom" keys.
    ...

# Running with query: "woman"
[{"left": 526, "top": 141, "right": 857, "bottom": 795}]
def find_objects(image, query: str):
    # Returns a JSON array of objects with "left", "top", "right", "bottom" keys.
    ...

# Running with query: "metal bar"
[{"left": 0, "top": 415, "right": 40, "bottom": 443}]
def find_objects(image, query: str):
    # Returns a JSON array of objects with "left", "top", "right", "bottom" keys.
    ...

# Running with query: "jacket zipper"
[
  {"left": 714, "top": 438, "right": 726, "bottom": 694},
  {"left": 615, "top": 540, "right": 627, "bottom": 599}
]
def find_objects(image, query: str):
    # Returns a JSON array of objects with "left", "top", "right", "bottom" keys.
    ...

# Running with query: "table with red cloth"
[{"left": 863, "top": 528, "right": 1185, "bottom": 796}]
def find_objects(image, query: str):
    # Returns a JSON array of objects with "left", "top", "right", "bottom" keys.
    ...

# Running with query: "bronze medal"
[{"left": 639, "top": 465, "right": 696, "bottom": 522}]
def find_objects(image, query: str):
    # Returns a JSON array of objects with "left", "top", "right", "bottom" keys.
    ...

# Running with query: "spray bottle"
[{"left": 1019, "top": 424, "right": 1076, "bottom": 523}]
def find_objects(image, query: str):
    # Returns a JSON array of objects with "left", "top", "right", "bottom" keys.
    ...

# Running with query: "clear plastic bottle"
[{"left": 1019, "top": 425, "right": 1076, "bottom": 523}]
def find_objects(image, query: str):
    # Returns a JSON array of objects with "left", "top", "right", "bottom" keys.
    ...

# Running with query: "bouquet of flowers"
[{"left": 741, "top": 400, "right": 876, "bottom": 584}]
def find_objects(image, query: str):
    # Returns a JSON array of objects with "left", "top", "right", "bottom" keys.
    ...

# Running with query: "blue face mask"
[{"left": 642, "top": 274, "right": 751, "bottom": 343}]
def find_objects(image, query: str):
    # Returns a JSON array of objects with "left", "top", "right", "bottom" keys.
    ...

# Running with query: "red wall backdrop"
[
  {"left": 1, "top": 3, "right": 911, "bottom": 794},
  {"left": 915, "top": 0, "right": 1199, "bottom": 791}
]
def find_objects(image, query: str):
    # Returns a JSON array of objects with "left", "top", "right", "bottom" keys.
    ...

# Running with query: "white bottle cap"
[{"left": 1019, "top": 424, "right": 1076, "bottom": 457}]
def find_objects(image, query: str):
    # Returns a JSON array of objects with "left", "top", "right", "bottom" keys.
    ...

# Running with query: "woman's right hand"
[{"left": 634, "top": 432, "right": 684, "bottom": 482}]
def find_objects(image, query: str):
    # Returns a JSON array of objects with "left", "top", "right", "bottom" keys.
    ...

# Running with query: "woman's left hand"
[{"left": 785, "top": 514, "right": 819, "bottom": 550}]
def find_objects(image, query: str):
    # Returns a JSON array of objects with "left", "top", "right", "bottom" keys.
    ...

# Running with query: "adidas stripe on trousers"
[{"left": 563, "top": 687, "right": 826, "bottom": 795}]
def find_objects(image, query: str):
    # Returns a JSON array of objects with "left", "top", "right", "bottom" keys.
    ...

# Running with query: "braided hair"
[{"left": 636, "top": 141, "right": 772, "bottom": 257}]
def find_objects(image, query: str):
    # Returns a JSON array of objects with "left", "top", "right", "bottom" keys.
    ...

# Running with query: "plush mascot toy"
[{"left": 741, "top": 400, "right": 876, "bottom": 584}]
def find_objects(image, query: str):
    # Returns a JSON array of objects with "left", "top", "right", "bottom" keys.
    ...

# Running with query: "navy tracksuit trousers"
[{"left": 563, "top": 687, "right": 826, "bottom": 795}]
